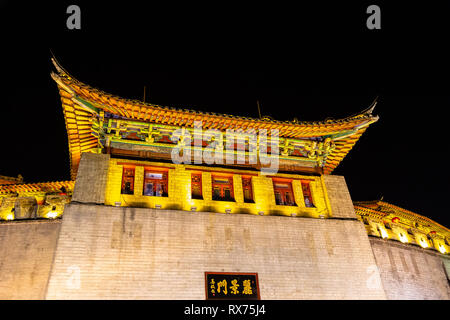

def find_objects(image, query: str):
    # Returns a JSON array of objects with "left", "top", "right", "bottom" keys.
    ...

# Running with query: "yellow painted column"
[
  {"left": 310, "top": 179, "right": 328, "bottom": 217},
  {"left": 233, "top": 175, "right": 244, "bottom": 203},
  {"left": 168, "top": 168, "right": 179, "bottom": 201},
  {"left": 104, "top": 161, "right": 123, "bottom": 205},
  {"left": 319, "top": 175, "right": 333, "bottom": 218},
  {"left": 171, "top": 166, "right": 191, "bottom": 210},
  {"left": 253, "top": 175, "right": 273, "bottom": 215},
  {"left": 134, "top": 166, "right": 145, "bottom": 196},
  {"left": 292, "top": 180, "right": 305, "bottom": 208},
  {"left": 202, "top": 172, "right": 212, "bottom": 201}
]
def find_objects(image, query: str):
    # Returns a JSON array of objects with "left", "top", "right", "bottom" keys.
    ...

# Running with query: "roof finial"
[
  {"left": 49, "top": 51, "right": 69, "bottom": 76},
  {"left": 365, "top": 96, "right": 378, "bottom": 115},
  {"left": 49, "top": 48, "right": 56, "bottom": 60},
  {"left": 346, "top": 96, "right": 379, "bottom": 120},
  {"left": 143, "top": 86, "right": 147, "bottom": 103}
]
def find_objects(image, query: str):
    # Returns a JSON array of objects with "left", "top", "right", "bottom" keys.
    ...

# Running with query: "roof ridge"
[{"left": 51, "top": 59, "right": 379, "bottom": 127}]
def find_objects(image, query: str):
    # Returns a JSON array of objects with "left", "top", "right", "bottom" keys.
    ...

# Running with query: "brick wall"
[
  {"left": 322, "top": 175, "right": 356, "bottom": 219},
  {"left": 0, "top": 220, "right": 61, "bottom": 299},
  {"left": 72, "top": 153, "right": 110, "bottom": 204},
  {"left": 369, "top": 237, "right": 450, "bottom": 299},
  {"left": 45, "top": 203, "right": 386, "bottom": 299},
  {"left": 442, "top": 256, "right": 450, "bottom": 281}
]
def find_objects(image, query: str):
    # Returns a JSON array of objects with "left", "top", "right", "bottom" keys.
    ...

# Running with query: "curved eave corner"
[{"left": 50, "top": 57, "right": 380, "bottom": 177}]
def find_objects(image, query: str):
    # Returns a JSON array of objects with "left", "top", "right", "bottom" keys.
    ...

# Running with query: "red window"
[
  {"left": 273, "top": 179, "right": 296, "bottom": 206},
  {"left": 191, "top": 173, "right": 203, "bottom": 199},
  {"left": 212, "top": 175, "right": 234, "bottom": 201},
  {"left": 143, "top": 170, "right": 168, "bottom": 197},
  {"left": 301, "top": 181, "right": 314, "bottom": 207},
  {"left": 121, "top": 167, "right": 135, "bottom": 195},
  {"left": 242, "top": 176, "right": 254, "bottom": 203}
]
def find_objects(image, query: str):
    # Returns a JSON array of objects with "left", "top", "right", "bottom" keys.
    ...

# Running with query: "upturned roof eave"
[{"left": 51, "top": 58, "right": 379, "bottom": 134}]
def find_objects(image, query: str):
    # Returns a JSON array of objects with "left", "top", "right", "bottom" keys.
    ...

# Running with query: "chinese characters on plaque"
[{"left": 205, "top": 272, "right": 260, "bottom": 300}]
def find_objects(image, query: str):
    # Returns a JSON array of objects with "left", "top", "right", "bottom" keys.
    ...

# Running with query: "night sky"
[{"left": 1, "top": 2, "right": 449, "bottom": 227}]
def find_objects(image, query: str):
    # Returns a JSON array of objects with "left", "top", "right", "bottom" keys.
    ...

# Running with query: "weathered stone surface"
[
  {"left": 323, "top": 175, "right": 357, "bottom": 219},
  {"left": 14, "top": 197, "right": 37, "bottom": 219},
  {"left": 0, "top": 220, "right": 61, "bottom": 299},
  {"left": 72, "top": 153, "right": 110, "bottom": 204},
  {"left": 45, "top": 203, "right": 386, "bottom": 300},
  {"left": 370, "top": 237, "right": 450, "bottom": 299}
]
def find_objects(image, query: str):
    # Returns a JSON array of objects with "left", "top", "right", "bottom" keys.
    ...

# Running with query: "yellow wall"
[{"left": 104, "top": 158, "right": 332, "bottom": 218}]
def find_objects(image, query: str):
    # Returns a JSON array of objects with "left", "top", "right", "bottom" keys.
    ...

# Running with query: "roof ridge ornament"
[
  {"left": 50, "top": 54, "right": 71, "bottom": 77},
  {"left": 261, "top": 115, "right": 274, "bottom": 121},
  {"left": 361, "top": 96, "right": 378, "bottom": 116},
  {"left": 346, "top": 96, "right": 379, "bottom": 120}
]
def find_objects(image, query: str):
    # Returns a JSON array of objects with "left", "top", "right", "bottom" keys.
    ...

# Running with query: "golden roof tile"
[{"left": 51, "top": 57, "right": 378, "bottom": 178}]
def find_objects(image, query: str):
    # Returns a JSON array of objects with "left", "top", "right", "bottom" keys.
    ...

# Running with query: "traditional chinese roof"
[
  {"left": 354, "top": 200, "right": 450, "bottom": 253},
  {"left": 0, "top": 174, "right": 23, "bottom": 185},
  {"left": 51, "top": 58, "right": 379, "bottom": 179},
  {"left": 355, "top": 200, "right": 449, "bottom": 233},
  {"left": 0, "top": 180, "right": 74, "bottom": 196}
]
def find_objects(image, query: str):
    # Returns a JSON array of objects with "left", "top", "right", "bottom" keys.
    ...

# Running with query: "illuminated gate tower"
[
  {"left": 0, "top": 58, "right": 448, "bottom": 300},
  {"left": 50, "top": 58, "right": 379, "bottom": 215}
]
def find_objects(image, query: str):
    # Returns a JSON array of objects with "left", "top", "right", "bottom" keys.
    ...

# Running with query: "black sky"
[{"left": 1, "top": 2, "right": 449, "bottom": 227}]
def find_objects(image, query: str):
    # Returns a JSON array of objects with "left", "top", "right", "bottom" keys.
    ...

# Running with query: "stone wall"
[
  {"left": 0, "top": 220, "right": 61, "bottom": 299},
  {"left": 71, "top": 153, "right": 110, "bottom": 204},
  {"left": 322, "top": 175, "right": 356, "bottom": 219},
  {"left": 3, "top": 150, "right": 448, "bottom": 300},
  {"left": 442, "top": 256, "right": 450, "bottom": 281},
  {"left": 45, "top": 203, "right": 386, "bottom": 299},
  {"left": 369, "top": 237, "right": 450, "bottom": 299}
]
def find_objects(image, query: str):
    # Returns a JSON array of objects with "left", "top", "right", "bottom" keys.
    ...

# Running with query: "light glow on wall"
[
  {"left": 419, "top": 238, "right": 429, "bottom": 248},
  {"left": 46, "top": 211, "right": 58, "bottom": 219},
  {"left": 105, "top": 159, "right": 331, "bottom": 219},
  {"left": 379, "top": 227, "right": 388, "bottom": 239},
  {"left": 45, "top": 206, "right": 59, "bottom": 219},
  {"left": 398, "top": 233, "right": 408, "bottom": 243}
]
